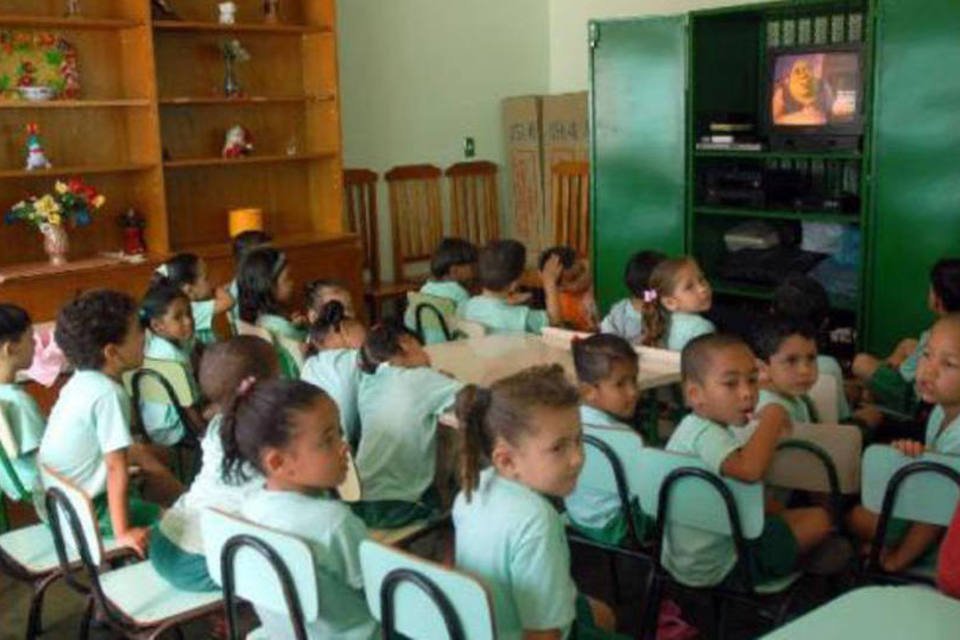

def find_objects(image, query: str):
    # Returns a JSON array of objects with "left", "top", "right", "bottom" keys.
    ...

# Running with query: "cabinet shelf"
[
  {"left": 0, "top": 99, "right": 151, "bottom": 109},
  {"left": 0, "top": 15, "right": 142, "bottom": 30},
  {"left": 163, "top": 152, "right": 336, "bottom": 169},
  {"left": 694, "top": 149, "right": 862, "bottom": 161},
  {"left": 0, "top": 163, "right": 155, "bottom": 179},
  {"left": 153, "top": 20, "right": 330, "bottom": 34},
  {"left": 712, "top": 279, "right": 857, "bottom": 312},
  {"left": 158, "top": 94, "right": 334, "bottom": 106},
  {"left": 694, "top": 206, "right": 859, "bottom": 224}
]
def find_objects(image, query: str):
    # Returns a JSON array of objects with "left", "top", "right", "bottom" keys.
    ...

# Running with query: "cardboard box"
[
  {"left": 502, "top": 95, "right": 544, "bottom": 259},
  {"left": 541, "top": 91, "right": 589, "bottom": 247}
]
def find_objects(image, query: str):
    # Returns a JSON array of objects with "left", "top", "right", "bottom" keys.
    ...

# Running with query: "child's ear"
[
  {"left": 261, "top": 448, "right": 287, "bottom": 476},
  {"left": 149, "top": 317, "right": 164, "bottom": 334},
  {"left": 661, "top": 294, "right": 680, "bottom": 312},
  {"left": 490, "top": 441, "right": 518, "bottom": 479},
  {"left": 683, "top": 380, "right": 702, "bottom": 409},
  {"left": 579, "top": 381, "right": 599, "bottom": 405}
]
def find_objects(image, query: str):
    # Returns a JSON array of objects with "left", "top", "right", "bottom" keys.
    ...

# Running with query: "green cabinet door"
[
  {"left": 867, "top": 0, "right": 960, "bottom": 352},
  {"left": 590, "top": 16, "right": 688, "bottom": 311}
]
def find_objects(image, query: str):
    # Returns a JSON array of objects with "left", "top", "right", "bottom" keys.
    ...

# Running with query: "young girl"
[
  {"left": 305, "top": 279, "right": 356, "bottom": 323},
  {"left": 353, "top": 324, "right": 462, "bottom": 528},
  {"left": 150, "top": 336, "right": 279, "bottom": 592},
  {"left": 224, "top": 379, "right": 378, "bottom": 639},
  {"left": 139, "top": 283, "right": 205, "bottom": 446},
  {"left": 228, "top": 230, "right": 272, "bottom": 330},
  {"left": 640, "top": 256, "right": 715, "bottom": 351},
  {"left": 301, "top": 301, "right": 367, "bottom": 450},
  {"left": 454, "top": 364, "right": 621, "bottom": 639},
  {"left": 601, "top": 250, "right": 666, "bottom": 345},
  {"left": 154, "top": 253, "right": 233, "bottom": 346},
  {"left": 0, "top": 304, "right": 45, "bottom": 507}
]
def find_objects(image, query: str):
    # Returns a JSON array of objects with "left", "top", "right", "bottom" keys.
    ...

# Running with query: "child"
[
  {"left": 301, "top": 301, "right": 367, "bottom": 450},
  {"left": 150, "top": 336, "right": 279, "bottom": 592},
  {"left": 454, "top": 364, "right": 621, "bottom": 639},
  {"left": 139, "top": 283, "right": 205, "bottom": 446},
  {"left": 848, "top": 313, "right": 960, "bottom": 573},
  {"left": 601, "top": 250, "right": 666, "bottom": 345},
  {"left": 852, "top": 258, "right": 960, "bottom": 416},
  {"left": 306, "top": 278, "right": 356, "bottom": 323},
  {"left": 353, "top": 324, "right": 462, "bottom": 528},
  {"left": 224, "top": 379, "right": 378, "bottom": 639},
  {"left": 664, "top": 333, "right": 833, "bottom": 588},
  {"left": 154, "top": 253, "right": 233, "bottom": 345},
  {"left": 0, "top": 304, "right": 45, "bottom": 506},
  {"left": 458, "top": 239, "right": 563, "bottom": 335},
  {"left": 772, "top": 274, "right": 852, "bottom": 421},
  {"left": 39, "top": 290, "right": 182, "bottom": 556},
  {"left": 404, "top": 237, "right": 477, "bottom": 344},
  {"left": 751, "top": 316, "right": 820, "bottom": 424},
  {"left": 565, "top": 334, "right": 653, "bottom": 547},
  {"left": 640, "top": 257, "right": 715, "bottom": 351},
  {"left": 540, "top": 245, "right": 599, "bottom": 332},
  {"left": 228, "top": 230, "right": 272, "bottom": 330}
]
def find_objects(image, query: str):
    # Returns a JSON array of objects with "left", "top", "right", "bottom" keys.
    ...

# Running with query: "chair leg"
[
  {"left": 713, "top": 593, "right": 729, "bottom": 640},
  {"left": 607, "top": 552, "right": 622, "bottom": 604},
  {"left": 26, "top": 572, "right": 61, "bottom": 639},
  {"left": 78, "top": 597, "right": 94, "bottom": 640},
  {"left": 640, "top": 573, "right": 662, "bottom": 640}
]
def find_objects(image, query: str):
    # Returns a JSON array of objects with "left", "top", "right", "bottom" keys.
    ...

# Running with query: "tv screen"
[{"left": 770, "top": 49, "right": 862, "bottom": 128}]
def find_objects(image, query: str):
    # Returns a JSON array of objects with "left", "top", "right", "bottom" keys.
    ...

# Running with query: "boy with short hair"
[
  {"left": 404, "top": 237, "right": 477, "bottom": 343},
  {"left": 751, "top": 316, "right": 821, "bottom": 424}
]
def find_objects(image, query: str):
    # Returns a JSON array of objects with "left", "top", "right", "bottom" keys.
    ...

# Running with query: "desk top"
[{"left": 426, "top": 334, "right": 680, "bottom": 390}]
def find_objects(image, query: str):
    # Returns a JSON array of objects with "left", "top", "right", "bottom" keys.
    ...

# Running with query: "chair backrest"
[
  {"left": 577, "top": 429, "right": 646, "bottom": 543},
  {"left": 0, "top": 401, "right": 30, "bottom": 501},
  {"left": 385, "top": 164, "right": 444, "bottom": 282},
  {"left": 406, "top": 291, "right": 457, "bottom": 344},
  {"left": 550, "top": 161, "right": 590, "bottom": 257},
  {"left": 636, "top": 448, "right": 764, "bottom": 539},
  {"left": 445, "top": 161, "right": 500, "bottom": 246},
  {"left": 343, "top": 168, "right": 381, "bottom": 285},
  {"left": 862, "top": 445, "right": 960, "bottom": 526},
  {"left": 809, "top": 372, "right": 840, "bottom": 424},
  {"left": 123, "top": 358, "right": 197, "bottom": 407},
  {"left": 766, "top": 422, "right": 863, "bottom": 494},
  {"left": 202, "top": 509, "right": 319, "bottom": 639},
  {"left": 41, "top": 464, "right": 104, "bottom": 567},
  {"left": 337, "top": 452, "right": 362, "bottom": 503},
  {"left": 359, "top": 539, "right": 496, "bottom": 640},
  {"left": 0, "top": 399, "right": 19, "bottom": 459}
]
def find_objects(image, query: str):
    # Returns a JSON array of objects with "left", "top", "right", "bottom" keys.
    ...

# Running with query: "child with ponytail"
[
  {"left": 640, "top": 256, "right": 715, "bottom": 351},
  {"left": 453, "top": 364, "right": 624, "bottom": 640},
  {"left": 223, "top": 379, "right": 378, "bottom": 639},
  {"left": 153, "top": 253, "right": 233, "bottom": 345}
]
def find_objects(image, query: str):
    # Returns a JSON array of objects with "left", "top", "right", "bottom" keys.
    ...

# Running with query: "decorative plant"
[
  {"left": 221, "top": 38, "right": 251, "bottom": 97},
  {"left": 4, "top": 177, "right": 105, "bottom": 229}
]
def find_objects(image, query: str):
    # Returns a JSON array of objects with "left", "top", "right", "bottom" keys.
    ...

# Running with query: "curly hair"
[{"left": 55, "top": 290, "right": 137, "bottom": 370}]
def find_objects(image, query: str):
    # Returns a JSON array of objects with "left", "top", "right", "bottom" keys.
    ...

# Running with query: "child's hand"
[
  {"left": 213, "top": 286, "right": 234, "bottom": 313},
  {"left": 505, "top": 290, "right": 532, "bottom": 306},
  {"left": 116, "top": 526, "right": 151, "bottom": 558},
  {"left": 891, "top": 439, "right": 925, "bottom": 457},
  {"left": 540, "top": 254, "right": 563, "bottom": 289}
]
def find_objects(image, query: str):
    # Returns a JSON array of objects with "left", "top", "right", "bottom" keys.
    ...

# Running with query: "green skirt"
[
  {"left": 350, "top": 487, "right": 441, "bottom": 529},
  {"left": 869, "top": 364, "right": 918, "bottom": 416},
  {"left": 569, "top": 496, "right": 654, "bottom": 548},
  {"left": 148, "top": 524, "right": 218, "bottom": 592},
  {"left": 92, "top": 493, "right": 162, "bottom": 538}
]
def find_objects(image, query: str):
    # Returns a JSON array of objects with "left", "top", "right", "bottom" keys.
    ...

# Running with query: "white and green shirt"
[{"left": 458, "top": 295, "right": 548, "bottom": 335}]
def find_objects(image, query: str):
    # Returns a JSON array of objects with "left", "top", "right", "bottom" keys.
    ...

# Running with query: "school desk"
[{"left": 762, "top": 586, "right": 960, "bottom": 639}]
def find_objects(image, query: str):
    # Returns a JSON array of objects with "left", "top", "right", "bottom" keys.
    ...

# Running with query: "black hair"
[
  {"left": 750, "top": 315, "right": 818, "bottom": 362},
  {"left": 152, "top": 253, "right": 201, "bottom": 290},
  {"left": 232, "top": 230, "right": 271, "bottom": 261},
  {"left": 538, "top": 245, "right": 576, "bottom": 271},
  {"left": 572, "top": 333, "right": 638, "bottom": 384},
  {"left": 625, "top": 250, "right": 667, "bottom": 297},
  {"left": 431, "top": 237, "right": 479, "bottom": 279},
  {"left": 931, "top": 258, "right": 960, "bottom": 312},
  {"left": 220, "top": 379, "right": 335, "bottom": 483},
  {"left": 304, "top": 278, "right": 348, "bottom": 314},
  {"left": 55, "top": 290, "right": 137, "bottom": 371},
  {"left": 772, "top": 273, "right": 831, "bottom": 330},
  {"left": 478, "top": 239, "right": 526, "bottom": 291},
  {"left": 0, "top": 304, "right": 31, "bottom": 346},
  {"left": 199, "top": 336, "right": 281, "bottom": 408},
  {"left": 238, "top": 247, "right": 287, "bottom": 324},
  {"left": 455, "top": 365, "right": 579, "bottom": 501},
  {"left": 358, "top": 322, "right": 420, "bottom": 374},
  {"left": 309, "top": 300, "right": 347, "bottom": 346},
  {"left": 139, "top": 282, "right": 190, "bottom": 329},
  {"left": 681, "top": 332, "right": 751, "bottom": 385}
]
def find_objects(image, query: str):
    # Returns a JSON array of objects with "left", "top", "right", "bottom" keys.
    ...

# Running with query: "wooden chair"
[
  {"left": 445, "top": 161, "right": 500, "bottom": 246},
  {"left": 550, "top": 161, "right": 590, "bottom": 257},
  {"left": 384, "top": 163, "right": 444, "bottom": 293},
  {"left": 343, "top": 169, "right": 391, "bottom": 317}
]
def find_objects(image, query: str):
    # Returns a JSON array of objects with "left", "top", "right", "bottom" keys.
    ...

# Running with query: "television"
[{"left": 766, "top": 44, "right": 865, "bottom": 150}]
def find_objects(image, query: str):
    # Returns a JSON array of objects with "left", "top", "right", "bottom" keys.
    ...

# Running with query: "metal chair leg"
[
  {"left": 78, "top": 597, "right": 94, "bottom": 640},
  {"left": 26, "top": 572, "right": 61, "bottom": 639}
]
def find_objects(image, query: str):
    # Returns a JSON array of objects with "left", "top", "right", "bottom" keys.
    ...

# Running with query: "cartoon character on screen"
[{"left": 772, "top": 56, "right": 836, "bottom": 126}]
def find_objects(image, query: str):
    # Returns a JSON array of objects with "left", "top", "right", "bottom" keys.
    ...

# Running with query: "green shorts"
[
  {"left": 91, "top": 493, "right": 162, "bottom": 538},
  {"left": 723, "top": 515, "right": 799, "bottom": 589},
  {"left": 350, "top": 486, "right": 441, "bottom": 529},
  {"left": 868, "top": 364, "right": 918, "bottom": 416},
  {"left": 572, "top": 593, "right": 631, "bottom": 640},
  {"left": 569, "top": 497, "right": 655, "bottom": 548},
  {"left": 148, "top": 524, "right": 218, "bottom": 592},
  {"left": 883, "top": 517, "right": 941, "bottom": 568}
]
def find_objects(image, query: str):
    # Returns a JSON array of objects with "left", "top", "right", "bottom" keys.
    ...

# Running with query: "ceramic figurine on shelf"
[
  {"left": 222, "top": 125, "right": 253, "bottom": 158},
  {"left": 65, "top": 0, "right": 81, "bottom": 17},
  {"left": 151, "top": 0, "right": 180, "bottom": 20},
  {"left": 119, "top": 208, "right": 147, "bottom": 255},
  {"left": 218, "top": 2, "right": 237, "bottom": 25},
  {"left": 263, "top": 0, "right": 280, "bottom": 23},
  {"left": 221, "top": 39, "right": 251, "bottom": 97},
  {"left": 24, "top": 123, "right": 52, "bottom": 171}
]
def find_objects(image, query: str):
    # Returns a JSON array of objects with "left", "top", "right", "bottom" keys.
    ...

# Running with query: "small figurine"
[
  {"left": 119, "top": 208, "right": 147, "bottom": 255},
  {"left": 24, "top": 123, "right": 52, "bottom": 171},
  {"left": 218, "top": 2, "right": 237, "bottom": 25},
  {"left": 65, "top": 0, "right": 81, "bottom": 17},
  {"left": 222, "top": 125, "right": 253, "bottom": 158},
  {"left": 263, "top": 0, "right": 280, "bottom": 23}
]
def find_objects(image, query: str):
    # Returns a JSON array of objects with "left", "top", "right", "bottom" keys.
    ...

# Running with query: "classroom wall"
[{"left": 337, "top": 0, "right": 550, "bottom": 280}]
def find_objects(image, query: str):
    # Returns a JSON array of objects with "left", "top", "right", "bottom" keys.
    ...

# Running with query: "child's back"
[
  {"left": 301, "top": 348, "right": 362, "bottom": 448},
  {"left": 601, "top": 250, "right": 666, "bottom": 344},
  {"left": 405, "top": 238, "right": 476, "bottom": 343},
  {"left": 0, "top": 382, "right": 45, "bottom": 502}
]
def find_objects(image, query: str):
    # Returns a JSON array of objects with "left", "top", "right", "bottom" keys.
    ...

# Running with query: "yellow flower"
[
  {"left": 35, "top": 195, "right": 61, "bottom": 218},
  {"left": 92, "top": 194, "right": 106, "bottom": 209},
  {"left": 48, "top": 213, "right": 62, "bottom": 226},
  {"left": 54, "top": 181, "right": 68, "bottom": 195}
]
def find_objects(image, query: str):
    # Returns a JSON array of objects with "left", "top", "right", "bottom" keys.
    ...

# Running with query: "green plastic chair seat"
[
  {"left": 99, "top": 560, "right": 221, "bottom": 625},
  {"left": 0, "top": 523, "right": 124, "bottom": 574}
]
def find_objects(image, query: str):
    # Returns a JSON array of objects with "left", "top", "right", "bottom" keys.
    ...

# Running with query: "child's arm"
[
  {"left": 541, "top": 255, "right": 564, "bottom": 325},
  {"left": 213, "top": 286, "right": 234, "bottom": 314},
  {"left": 721, "top": 405, "right": 790, "bottom": 483},
  {"left": 891, "top": 439, "right": 926, "bottom": 457},
  {"left": 882, "top": 523, "right": 944, "bottom": 572},
  {"left": 104, "top": 449, "right": 150, "bottom": 557}
]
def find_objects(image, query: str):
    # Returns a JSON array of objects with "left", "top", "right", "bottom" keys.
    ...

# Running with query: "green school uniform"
[
  {"left": 258, "top": 313, "right": 307, "bottom": 379},
  {"left": 457, "top": 295, "right": 548, "bottom": 335},
  {"left": 666, "top": 312, "right": 715, "bottom": 352},
  {"left": 301, "top": 349, "right": 362, "bottom": 450},
  {"left": 242, "top": 490, "right": 379, "bottom": 640},
  {"left": 0, "top": 383, "right": 45, "bottom": 502},
  {"left": 868, "top": 330, "right": 929, "bottom": 415},
  {"left": 191, "top": 299, "right": 217, "bottom": 345},
  {"left": 756, "top": 388, "right": 817, "bottom": 424},
  {"left": 140, "top": 332, "right": 198, "bottom": 446},
  {"left": 405, "top": 280, "right": 470, "bottom": 344},
  {"left": 925, "top": 405, "right": 960, "bottom": 454}
]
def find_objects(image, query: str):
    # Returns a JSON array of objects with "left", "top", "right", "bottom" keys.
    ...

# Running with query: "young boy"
[
  {"left": 752, "top": 316, "right": 820, "bottom": 424},
  {"left": 664, "top": 333, "right": 834, "bottom": 587},
  {"left": 39, "top": 290, "right": 182, "bottom": 556},
  {"left": 404, "top": 237, "right": 477, "bottom": 343},
  {"left": 601, "top": 250, "right": 666, "bottom": 345},
  {"left": 539, "top": 245, "right": 598, "bottom": 332},
  {"left": 458, "top": 239, "right": 563, "bottom": 335}
]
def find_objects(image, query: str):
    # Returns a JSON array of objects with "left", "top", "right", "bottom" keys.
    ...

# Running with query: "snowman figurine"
[{"left": 25, "top": 123, "right": 52, "bottom": 171}]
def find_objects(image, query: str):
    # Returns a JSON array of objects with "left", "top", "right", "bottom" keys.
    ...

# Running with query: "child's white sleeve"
[{"left": 93, "top": 390, "right": 133, "bottom": 454}]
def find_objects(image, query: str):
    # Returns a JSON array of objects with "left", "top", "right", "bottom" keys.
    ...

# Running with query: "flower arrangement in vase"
[{"left": 4, "top": 177, "right": 105, "bottom": 265}]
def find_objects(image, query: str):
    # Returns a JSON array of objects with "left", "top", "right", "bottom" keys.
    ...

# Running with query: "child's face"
[
  {"left": 760, "top": 334, "right": 818, "bottom": 398},
  {"left": 1, "top": 326, "right": 36, "bottom": 372},
  {"left": 494, "top": 404, "right": 584, "bottom": 498},
  {"left": 267, "top": 396, "right": 349, "bottom": 491},
  {"left": 390, "top": 334, "right": 431, "bottom": 368},
  {"left": 662, "top": 262, "right": 712, "bottom": 314},
  {"left": 686, "top": 344, "right": 759, "bottom": 426},
  {"left": 184, "top": 259, "right": 213, "bottom": 301},
  {"left": 150, "top": 297, "right": 195, "bottom": 343},
  {"left": 916, "top": 320, "right": 960, "bottom": 407},
  {"left": 107, "top": 313, "right": 145, "bottom": 373},
  {"left": 581, "top": 359, "right": 640, "bottom": 420},
  {"left": 275, "top": 266, "right": 295, "bottom": 304}
]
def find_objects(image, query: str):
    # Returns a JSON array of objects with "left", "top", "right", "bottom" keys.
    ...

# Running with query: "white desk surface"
[{"left": 426, "top": 334, "right": 680, "bottom": 390}]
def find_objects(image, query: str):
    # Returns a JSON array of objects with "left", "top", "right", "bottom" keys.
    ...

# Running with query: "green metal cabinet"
[
  {"left": 865, "top": 0, "right": 960, "bottom": 353},
  {"left": 589, "top": 16, "right": 688, "bottom": 310}
]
